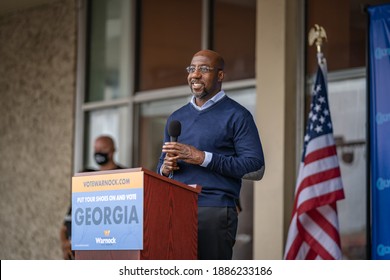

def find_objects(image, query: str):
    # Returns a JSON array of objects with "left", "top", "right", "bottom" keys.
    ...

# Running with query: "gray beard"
[{"left": 191, "top": 89, "right": 210, "bottom": 100}]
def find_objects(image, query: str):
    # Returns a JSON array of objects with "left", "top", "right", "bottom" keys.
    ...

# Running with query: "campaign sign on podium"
[{"left": 71, "top": 170, "right": 144, "bottom": 250}]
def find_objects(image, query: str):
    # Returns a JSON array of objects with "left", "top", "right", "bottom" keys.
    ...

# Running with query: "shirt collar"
[{"left": 190, "top": 90, "right": 226, "bottom": 111}]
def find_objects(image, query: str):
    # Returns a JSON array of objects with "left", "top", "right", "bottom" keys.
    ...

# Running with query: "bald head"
[
  {"left": 95, "top": 136, "right": 115, "bottom": 152},
  {"left": 192, "top": 49, "right": 225, "bottom": 71}
]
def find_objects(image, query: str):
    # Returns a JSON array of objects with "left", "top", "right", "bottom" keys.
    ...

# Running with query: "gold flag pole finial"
[{"left": 308, "top": 24, "right": 327, "bottom": 53}]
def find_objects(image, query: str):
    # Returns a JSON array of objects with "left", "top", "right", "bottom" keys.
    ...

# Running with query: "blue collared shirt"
[{"left": 190, "top": 90, "right": 226, "bottom": 111}]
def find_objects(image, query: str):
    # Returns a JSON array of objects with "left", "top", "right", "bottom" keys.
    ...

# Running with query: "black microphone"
[{"left": 168, "top": 120, "right": 181, "bottom": 142}]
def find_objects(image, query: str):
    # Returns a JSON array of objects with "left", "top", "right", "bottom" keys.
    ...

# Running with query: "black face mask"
[{"left": 94, "top": 152, "right": 109, "bottom": 165}]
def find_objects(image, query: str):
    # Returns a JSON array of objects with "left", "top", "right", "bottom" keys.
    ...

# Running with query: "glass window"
[
  {"left": 305, "top": 71, "right": 367, "bottom": 259},
  {"left": 86, "top": 0, "right": 132, "bottom": 102},
  {"left": 214, "top": 0, "right": 256, "bottom": 81},
  {"left": 139, "top": 96, "right": 190, "bottom": 171},
  {"left": 84, "top": 106, "right": 131, "bottom": 170},
  {"left": 327, "top": 76, "right": 367, "bottom": 259},
  {"left": 306, "top": 0, "right": 390, "bottom": 74},
  {"left": 138, "top": 0, "right": 202, "bottom": 91}
]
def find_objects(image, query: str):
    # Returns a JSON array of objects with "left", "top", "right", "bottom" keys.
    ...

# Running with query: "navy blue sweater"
[{"left": 157, "top": 96, "right": 264, "bottom": 207}]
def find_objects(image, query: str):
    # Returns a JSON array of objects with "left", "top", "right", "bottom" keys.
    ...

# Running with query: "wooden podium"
[{"left": 74, "top": 167, "right": 201, "bottom": 260}]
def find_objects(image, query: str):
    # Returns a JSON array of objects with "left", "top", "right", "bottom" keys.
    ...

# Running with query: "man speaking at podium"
[{"left": 157, "top": 50, "right": 265, "bottom": 260}]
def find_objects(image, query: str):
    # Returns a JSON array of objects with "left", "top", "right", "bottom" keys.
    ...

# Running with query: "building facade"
[{"left": 0, "top": 0, "right": 383, "bottom": 259}]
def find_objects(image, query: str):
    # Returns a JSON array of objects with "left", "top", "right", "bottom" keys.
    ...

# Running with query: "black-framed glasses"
[{"left": 186, "top": 65, "right": 216, "bottom": 74}]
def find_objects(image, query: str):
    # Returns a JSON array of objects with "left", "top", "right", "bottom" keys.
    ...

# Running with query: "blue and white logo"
[
  {"left": 375, "top": 47, "right": 390, "bottom": 60},
  {"left": 376, "top": 178, "right": 390, "bottom": 191},
  {"left": 377, "top": 244, "right": 390, "bottom": 257},
  {"left": 376, "top": 112, "right": 390, "bottom": 125}
]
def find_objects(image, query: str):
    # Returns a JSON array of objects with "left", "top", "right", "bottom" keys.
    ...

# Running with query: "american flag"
[{"left": 284, "top": 54, "right": 345, "bottom": 260}]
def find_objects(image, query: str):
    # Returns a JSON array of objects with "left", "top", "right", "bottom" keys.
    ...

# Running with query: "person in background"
[
  {"left": 157, "top": 49, "right": 265, "bottom": 260},
  {"left": 59, "top": 135, "right": 125, "bottom": 260},
  {"left": 92, "top": 135, "right": 125, "bottom": 171}
]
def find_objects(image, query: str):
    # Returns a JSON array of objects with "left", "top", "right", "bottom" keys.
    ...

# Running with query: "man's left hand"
[{"left": 162, "top": 142, "right": 205, "bottom": 165}]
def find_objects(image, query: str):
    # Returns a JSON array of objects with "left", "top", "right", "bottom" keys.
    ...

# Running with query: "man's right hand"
[{"left": 161, "top": 153, "right": 179, "bottom": 176}]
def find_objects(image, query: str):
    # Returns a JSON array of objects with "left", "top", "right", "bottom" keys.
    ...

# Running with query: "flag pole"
[
  {"left": 308, "top": 24, "right": 327, "bottom": 54},
  {"left": 309, "top": 24, "right": 328, "bottom": 84}
]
